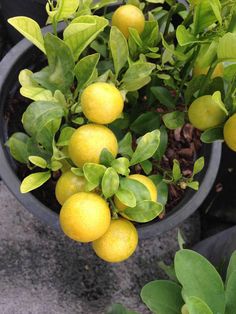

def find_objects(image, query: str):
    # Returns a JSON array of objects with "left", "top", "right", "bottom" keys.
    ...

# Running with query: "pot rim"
[{"left": 0, "top": 24, "right": 222, "bottom": 239}]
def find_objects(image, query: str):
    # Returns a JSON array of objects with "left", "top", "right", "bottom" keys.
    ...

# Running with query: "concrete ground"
[{"left": 0, "top": 180, "right": 200, "bottom": 314}]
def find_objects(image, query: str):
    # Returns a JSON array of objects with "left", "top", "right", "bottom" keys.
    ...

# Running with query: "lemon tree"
[
  {"left": 112, "top": 4, "right": 145, "bottom": 39},
  {"left": 81, "top": 82, "right": 124, "bottom": 124},
  {"left": 92, "top": 218, "right": 138, "bottom": 262},
  {"left": 55, "top": 170, "right": 86, "bottom": 205},
  {"left": 60, "top": 192, "right": 111, "bottom": 242}
]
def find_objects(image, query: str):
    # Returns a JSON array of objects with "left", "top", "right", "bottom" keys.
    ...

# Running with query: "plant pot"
[
  {"left": 0, "top": 24, "right": 222, "bottom": 240},
  {"left": 1, "top": 0, "right": 48, "bottom": 43},
  {"left": 193, "top": 226, "right": 236, "bottom": 276}
]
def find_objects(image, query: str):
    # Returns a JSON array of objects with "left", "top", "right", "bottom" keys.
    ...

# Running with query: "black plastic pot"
[
  {"left": 193, "top": 226, "right": 236, "bottom": 276},
  {"left": 0, "top": 24, "right": 222, "bottom": 240},
  {"left": 1, "top": 0, "right": 48, "bottom": 43}
]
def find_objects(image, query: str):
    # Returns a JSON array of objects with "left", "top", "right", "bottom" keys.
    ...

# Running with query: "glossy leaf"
[
  {"left": 200, "top": 127, "right": 224, "bottom": 143},
  {"left": 153, "top": 125, "right": 168, "bottom": 160},
  {"left": 100, "top": 148, "right": 115, "bottom": 167},
  {"left": 172, "top": 159, "right": 182, "bottom": 182},
  {"left": 64, "top": 15, "right": 108, "bottom": 60},
  {"left": 46, "top": 0, "right": 79, "bottom": 23},
  {"left": 6, "top": 132, "right": 29, "bottom": 164},
  {"left": 110, "top": 26, "right": 128, "bottom": 77},
  {"left": 193, "top": 1, "right": 218, "bottom": 34},
  {"left": 33, "top": 33, "right": 74, "bottom": 93},
  {"left": 130, "top": 130, "right": 160, "bottom": 166},
  {"left": 176, "top": 25, "right": 201, "bottom": 46},
  {"left": 20, "top": 171, "right": 51, "bottom": 193},
  {"left": 115, "top": 188, "right": 136, "bottom": 208},
  {"left": 226, "top": 251, "right": 236, "bottom": 284},
  {"left": 140, "top": 160, "right": 153, "bottom": 175},
  {"left": 151, "top": 86, "right": 175, "bottom": 109},
  {"left": 102, "top": 167, "right": 119, "bottom": 198},
  {"left": 124, "top": 200, "right": 163, "bottom": 223},
  {"left": 74, "top": 53, "right": 100, "bottom": 90},
  {"left": 193, "top": 157, "right": 205, "bottom": 176},
  {"left": 175, "top": 249, "right": 226, "bottom": 314},
  {"left": 118, "top": 133, "right": 134, "bottom": 158},
  {"left": 111, "top": 158, "right": 130, "bottom": 176},
  {"left": 141, "top": 280, "right": 184, "bottom": 314},
  {"left": 150, "top": 174, "right": 168, "bottom": 206},
  {"left": 141, "top": 20, "right": 159, "bottom": 48},
  {"left": 83, "top": 163, "right": 106, "bottom": 186},
  {"left": 8, "top": 17, "right": 45, "bottom": 53},
  {"left": 225, "top": 270, "right": 236, "bottom": 314},
  {"left": 130, "top": 112, "right": 161, "bottom": 135},
  {"left": 57, "top": 127, "right": 75, "bottom": 146},
  {"left": 187, "top": 181, "right": 199, "bottom": 190},
  {"left": 217, "top": 33, "right": 236, "bottom": 62},
  {"left": 163, "top": 111, "right": 185, "bottom": 130},
  {"left": 107, "top": 303, "right": 138, "bottom": 314},
  {"left": 120, "top": 177, "right": 151, "bottom": 202},
  {"left": 28, "top": 156, "right": 47, "bottom": 168},
  {"left": 186, "top": 296, "right": 213, "bottom": 314}
]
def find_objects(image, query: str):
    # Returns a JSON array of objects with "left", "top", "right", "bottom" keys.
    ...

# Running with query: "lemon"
[
  {"left": 55, "top": 171, "right": 86, "bottom": 205},
  {"left": 92, "top": 218, "right": 138, "bottom": 262},
  {"left": 224, "top": 114, "right": 236, "bottom": 151},
  {"left": 81, "top": 82, "right": 124, "bottom": 124},
  {"left": 60, "top": 192, "right": 111, "bottom": 242},
  {"left": 188, "top": 95, "right": 227, "bottom": 131},
  {"left": 114, "top": 174, "right": 157, "bottom": 213},
  {"left": 112, "top": 4, "right": 145, "bottom": 39},
  {"left": 193, "top": 63, "right": 224, "bottom": 79},
  {"left": 68, "top": 124, "right": 118, "bottom": 167}
]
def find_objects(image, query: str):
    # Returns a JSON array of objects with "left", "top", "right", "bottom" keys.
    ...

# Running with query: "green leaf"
[
  {"left": 193, "top": 1, "right": 218, "bottom": 34},
  {"left": 8, "top": 17, "right": 45, "bottom": 53},
  {"left": 115, "top": 189, "right": 136, "bottom": 208},
  {"left": 172, "top": 159, "right": 182, "bottom": 182},
  {"left": 20, "top": 171, "right": 51, "bottom": 193},
  {"left": 111, "top": 158, "right": 130, "bottom": 176},
  {"left": 174, "top": 249, "right": 226, "bottom": 314},
  {"left": 110, "top": 26, "right": 128, "bottom": 77},
  {"left": 141, "top": 280, "right": 184, "bottom": 314},
  {"left": 57, "top": 127, "right": 75, "bottom": 146},
  {"left": 83, "top": 163, "right": 106, "bottom": 187},
  {"left": 186, "top": 296, "right": 213, "bottom": 314},
  {"left": 184, "top": 75, "right": 205, "bottom": 105},
  {"left": 33, "top": 33, "right": 74, "bottom": 93},
  {"left": 28, "top": 156, "right": 47, "bottom": 168},
  {"left": 177, "top": 229, "right": 185, "bottom": 250},
  {"left": 124, "top": 200, "right": 163, "bottom": 222},
  {"left": 107, "top": 303, "right": 138, "bottom": 314},
  {"left": 193, "top": 157, "right": 205, "bottom": 176},
  {"left": 130, "top": 112, "right": 161, "bottom": 135},
  {"left": 200, "top": 126, "right": 224, "bottom": 143},
  {"left": 151, "top": 86, "right": 175, "bottom": 109},
  {"left": 121, "top": 62, "right": 155, "bottom": 91},
  {"left": 176, "top": 25, "right": 201, "bottom": 46},
  {"left": 163, "top": 111, "right": 185, "bottom": 130},
  {"left": 225, "top": 270, "right": 236, "bottom": 314},
  {"left": 100, "top": 148, "right": 115, "bottom": 167},
  {"left": 46, "top": 0, "right": 79, "bottom": 23},
  {"left": 74, "top": 53, "right": 100, "bottom": 90},
  {"left": 217, "top": 33, "right": 236, "bottom": 62},
  {"left": 226, "top": 251, "right": 236, "bottom": 284},
  {"left": 120, "top": 177, "right": 151, "bottom": 202},
  {"left": 130, "top": 130, "right": 160, "bottom": 166},
  {"left": 102, "top": 167, "right": 119, "bottom": 198},
  {"left": 224, "top": 64, "right": 236, "bottom": 82},
  {"left": 118, "top": 133, "right": 134, "bottom": 158},
  {"left": 63, "top": 15, "right": 108, "bottom": 60},
  {"left": 6, "top": 132, "right": 29, "bottom": 164},
  {"left": 141, "top": 20, "right": 159, "bottom": 48},
  {"left": 209, "top": 0, "right": 222, "bottom": 25},
  {"left": 50, "top": 160, "right": 62, "bottom": 171},
  {"left": 153, "top": 125, "right": 168, "bottom": 160},
  {"left": 71, "top": 167, "right": 84, "bottom": 176},
  {"left": 187, "top": 181, "right": 199, "bottom": 190},
  {"left": 140, "top": 160, "right": 153, "bottom": 175}
]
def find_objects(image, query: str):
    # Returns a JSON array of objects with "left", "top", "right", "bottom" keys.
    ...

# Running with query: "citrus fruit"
[
  {"left": 92, "top": 218, "right": 138, "bottom": 262},
  {"left": 188, "top": 95, "right": 227, "bottom": 131},
  {"left": 193, "top": 63, "right": 224, "bottom": 79},
  {"left": 55, "top": 171, "right": 86, "bottom": 205},
  {"left": 112, "top": 4, "right": 145, "bottom": 39},
  {"left": 81, "top": 82, "right": 124, "bottom": 124},
  {"left": 68, "top": 124, "right": 118, "bottom": 167},
  {"left": 60, "top": 192, "right": 111, "bottom": 242},
  {"left": 114, "top": 174, "right": 157, "bottom": 213},
  {"left": 224, "top": 113, "right": 236, "bottom": 151}
]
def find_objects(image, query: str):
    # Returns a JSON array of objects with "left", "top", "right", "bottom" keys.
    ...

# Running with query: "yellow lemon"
[
  {"left": 224, "top": 114, "right": 236, "bottom": 152},
  {"left": 112, "top": 4, "right": 145, "bottom": 39},
  {"left": 114, "top": 174, "right": 157, "bottom": 213},
  {"left": 193, "top": 63, "right": 224, "bottom": 79},
  {"left": 188, "top": 95, "right": 227, "bottom": 131},
  {"left": 60, "top": 192, "right": 111, "bottom": 242},
  {"left": 68, "top": 124, "right": 118, "bottom": 167},
  {"left": 81, "top": 82, "right": 124, "bottom": 124},
  {"left": 92, "top": 218, "right": 138, "bottom": 262},
  {"left": 55, "top": 171, "right": 86, "bottom": 205}
]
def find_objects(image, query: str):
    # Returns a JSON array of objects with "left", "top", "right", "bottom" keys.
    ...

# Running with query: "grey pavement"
[{"left": 0, "top": 180, "right": 200, "bottom": 314}]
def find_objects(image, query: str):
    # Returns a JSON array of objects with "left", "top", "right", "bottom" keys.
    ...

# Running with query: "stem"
[
  {"left": 164, "top": 6, "right": 176, "bottom": 38},
  {"left": 182, "top": 10, "right": 193, "bottom": 28},
  {"left": 198, "top": 60, "right": 218, "bottom": 96}
]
